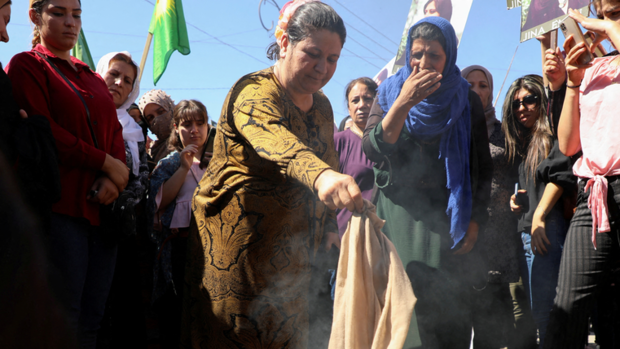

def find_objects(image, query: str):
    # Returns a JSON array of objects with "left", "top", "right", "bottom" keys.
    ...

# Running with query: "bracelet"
[
  {"left": 538, "top": 208, "right": 547, "bottom": 218},
  {"left": 566, "top": 84, "right": 581, "bottom": 89}
]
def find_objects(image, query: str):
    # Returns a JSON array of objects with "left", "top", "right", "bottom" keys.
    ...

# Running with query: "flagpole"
[
  {"left": 139, "top": 32, "right": 153, "bottom": 83},
  {"left": 494, "top": 46, "right": 519, "bottom": 108}
]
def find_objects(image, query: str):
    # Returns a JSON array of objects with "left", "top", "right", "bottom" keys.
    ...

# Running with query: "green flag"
[
  {"left": 71, "top": 28, "right": 95, "bottom": 70},
  {"left": 148, "top": 0, "right": 190, "bottom": 85}
]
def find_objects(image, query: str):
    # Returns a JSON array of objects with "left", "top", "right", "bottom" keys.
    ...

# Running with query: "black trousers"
[{"left": 544, "top": 179, "right": 620, "bottom": 349}]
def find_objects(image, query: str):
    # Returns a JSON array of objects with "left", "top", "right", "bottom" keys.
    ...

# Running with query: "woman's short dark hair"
[
  {"left": 409, "top": 22, "right": 446, "bottom": 55},
  {"left": 344, "top": 77, "right": 378, "bottom": 106},
  {"left": 168, "top": 99, "right": 210, "bottom": 169},
  {"left": 168, "top": 99, "right": 209, "bottom": 152},
  {"left": 266, "top": 2, "right": 346, "bottom": 61}
]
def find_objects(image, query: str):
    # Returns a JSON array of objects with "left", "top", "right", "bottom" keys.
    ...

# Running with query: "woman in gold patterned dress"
[{"left": 182, "top": 1, "right": 363, "bottom": 348}]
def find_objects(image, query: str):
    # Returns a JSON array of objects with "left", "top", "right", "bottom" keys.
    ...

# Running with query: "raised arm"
[
  {"left": 557, "top": 35, "right": 589, "bottom": 156},
  {"left": 232, "top": 84, "right": 363, "bottom": 213},
  {"left": 569, "top": 8, "right": 620, "bottom": 56},
  {"left": 159, "top": 144, "right": 198, "bottom": 210},
  {"left": 538, "top": 32, "right": 567, "bottom": 91},
  {"left": 560, "top": 8, "right": 620, "bottom": 156},
  {"left": 380, "top": 66, "right": 442, "bottom": 144}
]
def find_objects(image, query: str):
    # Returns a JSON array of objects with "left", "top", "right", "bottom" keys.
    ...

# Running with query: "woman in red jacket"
[{"left": 5, "top": 0, "right": 128, "bottom": 347}]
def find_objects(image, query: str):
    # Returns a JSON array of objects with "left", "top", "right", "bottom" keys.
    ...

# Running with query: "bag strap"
[{"left": 36, "top": 51, "right": 99, "bottom": 149}]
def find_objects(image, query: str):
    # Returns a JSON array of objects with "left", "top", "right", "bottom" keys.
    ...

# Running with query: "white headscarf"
[{"left": 96, "top": 51, "right": 144, "bottom": 176}]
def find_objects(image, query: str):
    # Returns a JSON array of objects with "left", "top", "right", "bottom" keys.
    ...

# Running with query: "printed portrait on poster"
[
  {"left": 390, "top": 0, "right": 473, "bottom": 74},
  {"left": 520, "top": 0, "right": 590, "bottom": 41}
]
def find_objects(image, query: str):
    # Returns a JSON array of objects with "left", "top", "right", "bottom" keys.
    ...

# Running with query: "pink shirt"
[
  {"left": 155, "top": 160, "right": 206, "bottom": 229},
  {"left": 573, "top": 55, "right": 620, "bottom": 247}
]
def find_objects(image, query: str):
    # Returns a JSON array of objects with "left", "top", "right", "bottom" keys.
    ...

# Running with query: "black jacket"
[
  {"left": 362, "top": 89, "right": 493, "bottom": 231},
  {"left": 0, "top": 65, "right": 60, "bottom": 225}
]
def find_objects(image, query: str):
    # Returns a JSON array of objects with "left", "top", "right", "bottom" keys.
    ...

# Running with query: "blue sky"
[{"left": 0, "top": 0, "right": 595, "bottom": 126}]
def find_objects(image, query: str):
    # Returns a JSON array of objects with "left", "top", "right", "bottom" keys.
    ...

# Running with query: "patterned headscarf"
[
  {"left": 138, "top": 89, "right": 175, "bottom": 141},
  {"left": 274, "top": 0, "right": 320, "bottom": 47},
  {"left": 138, "top": 89, "right": 175, "bottom": 115}
]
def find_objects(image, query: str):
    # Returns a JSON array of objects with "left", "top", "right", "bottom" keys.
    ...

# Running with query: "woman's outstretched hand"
[
  {"left": 314, "top": 169, "right": 364, "bottom": 213},
  {"left": 397, "top": 66, "right": 442, "bottom": 108}
]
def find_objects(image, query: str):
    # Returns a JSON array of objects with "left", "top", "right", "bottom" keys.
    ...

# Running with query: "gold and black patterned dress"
[{"left": 183, "top": 67, "right": 338, "bottom": 348}]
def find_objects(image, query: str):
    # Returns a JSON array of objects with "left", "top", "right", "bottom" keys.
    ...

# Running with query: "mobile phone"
[
  {"left": 560, "top": 17, "right": 593, "bottom": 65},
  {"left": 514, "top": 183, "right": 527, "bottom": 208},
  {"left": 204, "top": 126, "right": 217, "bottom": 153}
]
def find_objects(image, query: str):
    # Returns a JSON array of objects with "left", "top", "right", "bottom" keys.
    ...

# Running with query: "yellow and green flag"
[
  {"left": 72, "top": 28, "right": 95, "bottom": 70},
  {"left": 149, "top": 0, "right": 190, "bottom": 85}
]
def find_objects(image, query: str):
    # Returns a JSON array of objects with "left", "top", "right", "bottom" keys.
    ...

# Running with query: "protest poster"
[
  {"left": 520, "top": 0, "right": 590, "bottom": 42},
  {"left": 373, "top": 57, "right": 395, "bottom": 86},
  {"left": 390, "top": 0, "right": 474, "bottom": 74}
]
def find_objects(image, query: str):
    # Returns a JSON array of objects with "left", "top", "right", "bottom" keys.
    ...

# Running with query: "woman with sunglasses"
[{"left": 506, "top": 74, "right": 576, "bottom": 347}]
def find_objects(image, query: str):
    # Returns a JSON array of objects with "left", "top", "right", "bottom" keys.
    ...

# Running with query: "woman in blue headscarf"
[{"left": 362, "top": 17, "right": 493, "bottom": 348}]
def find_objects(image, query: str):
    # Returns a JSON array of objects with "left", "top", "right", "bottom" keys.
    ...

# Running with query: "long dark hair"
[
  {"left": 266, "top": 2, "right": 346, "bottom": 60},
  {"left": 501, "top": 74, "right": 553, "bottom": 180}
]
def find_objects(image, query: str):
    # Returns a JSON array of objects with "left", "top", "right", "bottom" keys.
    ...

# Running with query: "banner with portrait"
[
  {"left": 520, "top": 0, "right": 590, "bottom": 42},
  {"left": 390, "top": 0, "right": 474, "bottom": 74}
]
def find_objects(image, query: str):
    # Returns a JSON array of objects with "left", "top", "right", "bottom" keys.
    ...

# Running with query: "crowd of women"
[{"left": 0, "top": 0, "right": 619, "bottom": 348}]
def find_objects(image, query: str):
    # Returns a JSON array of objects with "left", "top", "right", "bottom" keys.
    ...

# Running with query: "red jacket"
[{"left": 6, "top": 45, "right": 125, "bottom": 226}]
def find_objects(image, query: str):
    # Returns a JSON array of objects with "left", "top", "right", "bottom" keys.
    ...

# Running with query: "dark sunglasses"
[{"left": 512, "top": 95, "right": 538, "bottom": 110}]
